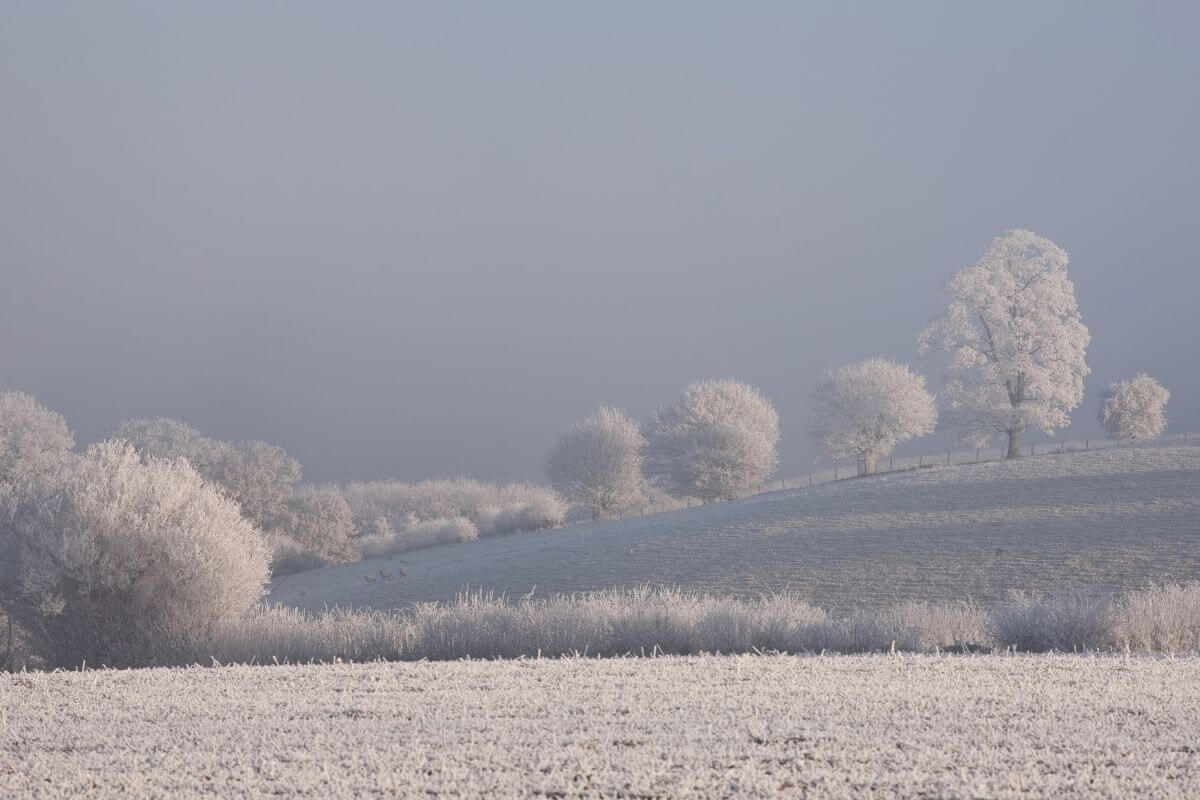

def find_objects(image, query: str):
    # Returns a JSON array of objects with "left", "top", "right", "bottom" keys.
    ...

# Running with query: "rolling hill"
[{"left": 269, "top": 442, "right": 1200, "bottom": 614}]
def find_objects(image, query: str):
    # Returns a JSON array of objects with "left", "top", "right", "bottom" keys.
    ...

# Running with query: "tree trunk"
[
  {"left": 858, "top": 454, "right": 878, "bottom": 476},
  {"left": 1006, "top": 429, "right": 1021, "bottom": 459}
]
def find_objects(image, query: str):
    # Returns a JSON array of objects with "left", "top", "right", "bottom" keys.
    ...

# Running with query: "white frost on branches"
[
  {"left": 545, "top": 406, "right": 646, "bottom": 520},
  {"left": 0, "top": 391, "right": 75, "bottom": 487},
  {"left": 643, "top": 380, "right": 780, "bottom": 501},
  {"left": 918, "top": 229, "right": 1090, "bottom": 457},
  {"left": 0, "top": 440, "right": 270, "bottom": 667},
  {"left": 1098, "top": 374, "right": 1170, "bottom": 442},
  {"left": 811, "top": 359, "right": 937, "bottom": 475}
]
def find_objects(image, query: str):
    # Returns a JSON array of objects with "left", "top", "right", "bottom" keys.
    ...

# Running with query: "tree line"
[{"left": 546, "top": 229, "right": 1172, "bottom": 519}]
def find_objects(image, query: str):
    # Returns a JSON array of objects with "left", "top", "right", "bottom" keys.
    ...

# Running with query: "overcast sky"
[{"left": 2, "top": 2, "right": 1197, "bottom": 484}]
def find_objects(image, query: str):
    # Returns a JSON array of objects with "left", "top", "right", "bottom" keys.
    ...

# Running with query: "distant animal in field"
[
  {"left": 363, "top": 573, "right": 378, "bottom": 584},
  {"left": 379, "top": 569, "right": 393, "bottom": 581}
]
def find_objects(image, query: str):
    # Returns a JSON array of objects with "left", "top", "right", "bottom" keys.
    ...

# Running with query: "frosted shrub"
[
  {"left": 0, "top": 391, "right": 75, "bottom": 487},
  {"left": 267, "top": 533, "right": 336, "bottom": 577},
  {"left": 991, "top": 590, "right": 1116, "bottom": 652},
  {"left": 357, "top": 516, "right": 477, "bottom": 559},
  {"left": 0, "top": 441, "right": 270, "bottom": 668},
  {"left": 343, "top": 478, "right": 565, "bottom": 545}
]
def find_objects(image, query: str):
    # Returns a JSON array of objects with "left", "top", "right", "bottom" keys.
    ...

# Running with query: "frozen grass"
[
  {"left": 4, "top": 655, "right": 1199, "bottom": 799},
  {"left": 189, "top": 584, "right": 1200, "bottom": 668},
  {"left": 273, "top": 443, "right": 1200, "bottom": 614}
]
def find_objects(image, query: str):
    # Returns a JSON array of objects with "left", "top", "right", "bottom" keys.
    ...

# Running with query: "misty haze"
[{"left": 2, "top": 4, "right": 1199, "bottom": 799}]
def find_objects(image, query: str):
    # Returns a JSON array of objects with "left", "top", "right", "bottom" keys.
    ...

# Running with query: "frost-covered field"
[
  {"left": 4, "top": 655, "right": 1198, "bottom": 799},
  {"left": 272, "top": 444, "right": 1200, "bottom": 614}
]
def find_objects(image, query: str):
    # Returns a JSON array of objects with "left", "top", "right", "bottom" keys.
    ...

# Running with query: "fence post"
[
  {"left": 947, "top": 448, "right": 952, "bottom": 466},
  {"left": 808, "top": 472, "right": 812, "bottom": 486},
  {"left": 889, "top": 456, "right": 893, "bottom": 472}
]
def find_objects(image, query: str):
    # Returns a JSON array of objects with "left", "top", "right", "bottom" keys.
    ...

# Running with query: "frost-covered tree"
[
  {"left": 811, "top": 359, "right": 937, "bottom": 475},
  {"left": 113, "top": 418, "right": 301, "bottom": 530},
  {"left": 643, "top": 380, "right": 780, "bottom": 501},
  {"left": 918, "top": 229, "right": 1090, "bottom": 458},
  {"left": 214, "top": 440, "right": 303, "bottom": 529},
  {"left": 545, "top": 406, "right": 646, "bottom": 520},
  {"left": 1098, "top": 374, "right": 1170, "bottom": 442},
  {"left": 278, "top": 485, "right": 356, "bottom": 563},
  {"left": 0, "top": 441, "right": 270, "bottom": 667},
  {"left": 111, "top": 417, "right": 233, "bottom": 477},
  {"left": 0, "top": 392, "right": 75, "bottom": 487}
]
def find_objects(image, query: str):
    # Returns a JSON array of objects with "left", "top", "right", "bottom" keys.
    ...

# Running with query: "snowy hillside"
[{"left": 270, "top": 443, "right": 1200, "bottom": 613}]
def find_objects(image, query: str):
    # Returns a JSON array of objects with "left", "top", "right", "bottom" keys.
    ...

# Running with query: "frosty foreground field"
[
  {"left": 5, "top": 656, "right": 1198, "bottom": 798},
  {"left": 272, "top": 444, "right": 1200, "bottom": 613}
]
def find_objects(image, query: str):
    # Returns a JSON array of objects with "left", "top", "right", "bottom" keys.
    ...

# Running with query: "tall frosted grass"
[
  {"left": 197, "top": 583, "right": 1200, "bottom": 668},
  {"left": 12, "top": 583, "right": 1199, "bottom": 670}
]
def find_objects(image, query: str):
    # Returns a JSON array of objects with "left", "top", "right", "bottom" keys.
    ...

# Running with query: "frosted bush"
[
  {"left": 357, "top": 516, "right": 478, "bottom": 559},
  {"left": 991, "top": 590, "right": 1116, "bottom": 652},
  {"left": 268, "top": 533, "right": 336, "bottom": 577},
  {"left": 0, "top": 441, "right": 271, "bottom": 668},
  {"left": 343, "top": 478, "right": 565, "bottom": 545}
]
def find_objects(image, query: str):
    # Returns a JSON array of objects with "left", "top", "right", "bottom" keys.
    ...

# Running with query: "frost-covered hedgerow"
[
  {"left": 0, "top": 441, "right": 271, "bottom": 668},
  {"left": 198, "top": 583, "right": 1200, "bottom": 667},
  {"left": 343, "top": 478, "right": 566, "bottom": 547},
  {"left": 356, "top": 516, "right": 478, "bottom": 559}
]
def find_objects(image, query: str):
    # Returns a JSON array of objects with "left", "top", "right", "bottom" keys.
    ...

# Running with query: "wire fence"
[{"left": 765, "top": 431, "right": 1199, "bottom": 491}]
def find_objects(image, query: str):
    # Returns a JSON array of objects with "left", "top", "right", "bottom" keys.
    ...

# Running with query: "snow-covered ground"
[
  {"left": 270, "top": 443, "right": 1200, "bottom": 614},
  {"left": 5, "top": 655, "right": 1198, "bottom": 799}
]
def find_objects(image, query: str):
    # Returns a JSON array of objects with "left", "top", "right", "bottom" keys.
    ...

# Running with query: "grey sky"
[{"left": 2, "top": 2, "right": 1197, "bottom": 483}]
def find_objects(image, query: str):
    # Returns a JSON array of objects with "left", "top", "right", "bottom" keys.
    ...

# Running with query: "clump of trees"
[
  {"left": 919, "top": 229, "right": 1091, "bottom": 458},
  {"left": 1098, "top": 374, "right": 1170, "bottom": 442},
  {"left": 0, "top": 440, "right": 270, "bottom": 668},
  {"left": 545, "top": 406, "right": 646, "bottom": 520},
  {"left": 643, "top": 380, "right": 780, "bottom": 501},
  {"left": 113, "top": 418, "right": 302, "bottom": 531},
  {"left": 811, "top": 359, "right": 937, "bottom": 475}
]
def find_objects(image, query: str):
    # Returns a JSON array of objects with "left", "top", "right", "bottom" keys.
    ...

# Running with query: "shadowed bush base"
[{"left": 195, "top": 583, "right": 1200, "bottom": 668}]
